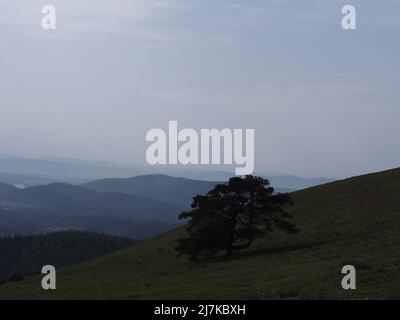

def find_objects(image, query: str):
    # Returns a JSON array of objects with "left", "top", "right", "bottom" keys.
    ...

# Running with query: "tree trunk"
[{"left": 225, "top": 219, "right": 236, "bottom": 257}]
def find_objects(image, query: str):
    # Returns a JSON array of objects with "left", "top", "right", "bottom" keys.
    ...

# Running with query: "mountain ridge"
[
  {"left": 0, "top": 154, "right": 334, "bottom": 189},
  {"left": 83, "top": 174, "right": 219, "bottom": 209}
]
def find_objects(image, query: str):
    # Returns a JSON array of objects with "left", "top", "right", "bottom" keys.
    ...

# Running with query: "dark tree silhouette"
[{"left": 176, "top": 175, "right": 299, "bottom": 260}]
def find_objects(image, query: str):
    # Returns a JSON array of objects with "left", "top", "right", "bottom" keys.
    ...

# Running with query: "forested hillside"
[{"left": 0, "top": 231, "right": 134, "bottom": 282}]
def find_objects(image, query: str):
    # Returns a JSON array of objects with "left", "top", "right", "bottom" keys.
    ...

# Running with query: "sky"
[{"left": 0, "top": 0, "right": 399, "bottom": 178}]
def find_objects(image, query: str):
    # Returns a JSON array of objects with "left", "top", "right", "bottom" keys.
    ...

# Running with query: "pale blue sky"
[{"left": 0, "top": 0, "right": 399, "bottom": 178}]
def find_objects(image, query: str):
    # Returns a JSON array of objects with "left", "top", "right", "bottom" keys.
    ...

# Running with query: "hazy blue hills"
[
  {"left": 2, "top": 183, "right": 180, "bottom": 221},
  {"left": 0, "top": 155, "right": 334, "bottom": 240},
  {"left": 0, "top": 175, "right": 221, "bottom": 238},
  {"left": 0, "top": 172, "right": 55, "bottom": 188},
  {"left": 0, "top": 181, "right": 182, "bottom": 239},
  {"left": 0, "top": 154, "right": 333, "bottom": 190},
  {"left": 0, "top": 182, "right": 18, "bottom": 196},
  {"left": 0, "top": 158, "right": 141, "bottom": 184},
  {"left": 82, "top": 174, "right": 328, "bottom": 208},
  {"left": 83, "top": 174, "right": 219, "bottom": 209}
]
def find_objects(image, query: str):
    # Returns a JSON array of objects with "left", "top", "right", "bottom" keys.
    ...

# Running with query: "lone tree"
[{"left": 176, "top": 175, "right": 299, "bottom": 260}]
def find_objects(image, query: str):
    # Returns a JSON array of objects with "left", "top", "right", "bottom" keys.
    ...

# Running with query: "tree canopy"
[{"left": 176, "top": 175, "right": 299, "bottom": 260}]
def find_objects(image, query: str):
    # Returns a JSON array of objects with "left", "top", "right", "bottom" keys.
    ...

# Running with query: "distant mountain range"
[
  {"left": 2, "top": 182, "right": 179, "bottom": 221},
  {"left": 0, "top": 154, "right": 334, "bottom": 239},
  {"left": 0, "top": 180, "right": 183, "bottom": 239},
  {"left": 0, "top": 175, "right": 222, "bottom": 239},
  {"left": 0, "top": 154, "right": 334, "bottom": 190},
  {"left": 0, "top": 182, "right": 18, "bottom": 196},
  {"left": 0, "top": 172, "right": 54, "bottom": 188},
  {"left": 83, "top": 174, "right": 219, "bottom": 209}
]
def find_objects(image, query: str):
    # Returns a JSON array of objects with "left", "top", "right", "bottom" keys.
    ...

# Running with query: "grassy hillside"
[{"left": 1, "top": 168, "right": 400, "bottom": 299}]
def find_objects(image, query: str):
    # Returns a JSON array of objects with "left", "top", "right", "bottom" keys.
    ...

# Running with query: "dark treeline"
[{"left": 0, "top": 231, "right": 135, "bottom": 282}]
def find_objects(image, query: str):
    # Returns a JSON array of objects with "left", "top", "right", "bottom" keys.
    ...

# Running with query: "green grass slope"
[{"left": 1, "top": 168, "right": 400, "bottom": 299}]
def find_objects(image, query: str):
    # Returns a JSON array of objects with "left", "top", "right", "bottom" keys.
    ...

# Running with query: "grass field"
[{"left": 1, "top": 168, "right": 400, "bottom": 299}]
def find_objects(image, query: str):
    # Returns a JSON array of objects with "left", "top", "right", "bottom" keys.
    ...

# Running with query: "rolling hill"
[
  {"left": 6, "top": 183, "right": 180, "bottom": 221},
  {"left": 1, "top": 167, "right": 400, "bottom": 299},
  {"left": 0, "top": 182, "right": 180, "bottom": 221}
]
